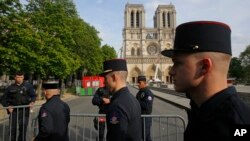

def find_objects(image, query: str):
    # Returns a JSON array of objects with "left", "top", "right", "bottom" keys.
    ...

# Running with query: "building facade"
[{"left": 122, "top": 3, "right": 176, "bottom": 84}]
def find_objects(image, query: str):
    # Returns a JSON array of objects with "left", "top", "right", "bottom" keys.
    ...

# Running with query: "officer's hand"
[
  {"left": 103, "top": 97, "right": 110, "bottom": 104},
  {"left": 7, "top": 106, "right": 14, "bottom": 113}
]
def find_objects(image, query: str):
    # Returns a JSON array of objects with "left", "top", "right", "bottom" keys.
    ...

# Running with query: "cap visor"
[{"left": 161, "top": 50, "right": 174, "bottom": 58}]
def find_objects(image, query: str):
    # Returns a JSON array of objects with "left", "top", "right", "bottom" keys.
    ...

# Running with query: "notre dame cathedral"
[{"left": 122, "top": 3, "right": 176, "bottom": 84}]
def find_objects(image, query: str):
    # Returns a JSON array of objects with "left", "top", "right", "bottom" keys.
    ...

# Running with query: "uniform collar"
[
  {"left": 15, "top": 82, "right": 25, "bottom": 86},
  {"left": 139, "top": 86, "right": 148, "bottom": 91},
  {"left": 47, "top": 95, "right": 60, "bottom": 102},
  {"left": 191, "top": 86, "right": 236, "bottom": 115},
  {"left": 111, "top": 87, "right": 128, "bottom": 101}
]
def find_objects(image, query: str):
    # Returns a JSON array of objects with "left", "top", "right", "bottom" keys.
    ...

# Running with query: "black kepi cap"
[
  {"left": 161, "top": 21, "right": 232, "bottom": 58},
  {"left": 100, "top": 59, "right": 127, "bottom": 76},
  {"left": 137, "top": 76, "right": 146, "bottom": 82},
  {"left": 42, "top": 80, "right": 59, "bottom": 89}
]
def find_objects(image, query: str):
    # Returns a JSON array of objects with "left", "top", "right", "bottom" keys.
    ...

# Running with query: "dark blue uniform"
[
  {"left": 136, "top": 87, "right": 154, "bottom": 141},
  {"left": 1, "top": 81, "right": 36, "bottom": 141},
  {"left": 106, "top": 87, "right": 142, "bottom": 141},
  {"left": 184, "top": 86, "right": 250, "bottom": 141},
  {"left": 34, "top": 95, "right": 70, "bottom": 141},
  {"left": 92, "top": 87, "right": 110, "bottom": 141}
]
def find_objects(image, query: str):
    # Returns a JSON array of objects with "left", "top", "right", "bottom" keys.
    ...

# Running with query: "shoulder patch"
[
  {"left": 109, "top": 112, "right": 120, "bottom": 124},
  {"left": 148, "top": 96, "right": 152, "bottom": 101},
  {"left": 41, "top": 111, "right": 48, "bottom": 118}
]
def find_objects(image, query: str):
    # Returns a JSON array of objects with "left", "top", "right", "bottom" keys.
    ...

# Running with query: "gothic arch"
[
  {"left": 137, "top": 48, "right": 141, "bottom": 56},
  {"left": 131, "top": 48, "right": 135, "bottom": 56},
  {"left": 136, "top": 11, "right": 140, "bottom": 27},
  {"left": 129, "top": 66, "right": 142, "bottom": 83},
  {"left": 145, "top": 64, "right": 162, "bottom": 80},
  {"left": 167, "top": 12, "right": 171, "bottom": 27},
  {"left": 131, "top": 11, "right": 134, "bottom": 27},
  {"left": 162, "top": 11, "right": 166, "bottom": 27}
]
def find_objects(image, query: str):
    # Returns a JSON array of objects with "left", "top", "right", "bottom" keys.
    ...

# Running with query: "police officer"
[
  {"left": 1, "top": 72, "right": 36, "bottom": 141},
  {"left": 136, "top": 75, "right": 154, "bottom": 141},
  {"left": 92, "top": 86, "right": 110, "bottom": 141},
  {"left": 161, "top": 21, "right": 250, "bottom": 141},
  {"left": 100, "top": 59, "right": 142, "bottom": 141},
  {"left": 34, "top": 79, "right": 70, "bottom": 141}
]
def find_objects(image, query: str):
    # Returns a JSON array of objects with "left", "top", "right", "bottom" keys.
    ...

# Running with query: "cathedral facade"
[{"left": 122, "top": 3, "right": 176, "bottom": 84}]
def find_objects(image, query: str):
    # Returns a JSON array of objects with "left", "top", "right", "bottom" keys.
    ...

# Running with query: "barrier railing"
[
  {"left": 1, "top": 106, "right": 186, "bottom": 141},
  {"left": 69, "top": 114, "right": 186, "bottom": 141},
  {"left": 0, "top": 105, "right": 41, "bottom": 141}
]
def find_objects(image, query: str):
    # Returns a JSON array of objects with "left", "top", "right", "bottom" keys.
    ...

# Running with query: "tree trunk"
[{"left": 36, "top": 75, "right": 42, "bottom": 100}]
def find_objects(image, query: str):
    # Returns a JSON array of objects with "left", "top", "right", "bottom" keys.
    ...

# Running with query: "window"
[
  {"left": 167, "top": 12, "right": 171, "bottom": 27},
  {"left": 136, "top": 11, "right": 140, "bottom": 27},
  {"left": 131, "top": 48, "right": 135, "bottom": 56},
  {"left": 162, "top": 12, "right": 166, "bottom": 27},
  {"left": 137, "top": 48, "right": 141, "bottom": 56},
  {"left": 131, "top": 11, "right": 134, "bottom": 27}
]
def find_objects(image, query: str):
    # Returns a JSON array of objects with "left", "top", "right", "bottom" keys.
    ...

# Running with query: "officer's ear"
[
  {"left": 198, "top": 58, "right": 212, "bottom": 76},
  {"left": 111, "top": 72, "right": 117, "bottom": 81}
]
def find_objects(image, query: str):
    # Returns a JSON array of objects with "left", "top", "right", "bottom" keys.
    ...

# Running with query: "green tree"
[
  {"left": 239, "top": 45, "right": 250, "bottom": 83},
  {"left": 101, "top": 44, "right": 117, "bottom": 61},
  {"left": 70, "top": 17, "right": 103, "bottom": 76},
  {"left": 25, "top": 0, "right": 81, "bottom": 78},
  {"left": 229, "top": 57, "right": 244, "bottom": 80},
  {"left": 0, "top": 0, "right": 43, "bottom": 76}
]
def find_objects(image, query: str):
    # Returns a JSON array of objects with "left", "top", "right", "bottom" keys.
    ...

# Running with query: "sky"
[{"left": 74, "top": 0, "right": 250, "bottom": 57}]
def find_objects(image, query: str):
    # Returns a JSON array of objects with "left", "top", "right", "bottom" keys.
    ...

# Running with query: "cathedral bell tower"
[{"left": 123, "top": 3, "right": 176, "bottom": 84}]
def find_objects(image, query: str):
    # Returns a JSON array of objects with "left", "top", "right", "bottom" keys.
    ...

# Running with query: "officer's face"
[
  {"left": 169, "top": 53, "right": 202, "bottom": 93},
  {"left": 137, "top": 81, "right": 146, "bottom": 89},
  {"left": 104, "top": 72, "right": 115, "bottom": 93},
  {"left": 15, "top": 75, "right": 24, "bottom": 85}
]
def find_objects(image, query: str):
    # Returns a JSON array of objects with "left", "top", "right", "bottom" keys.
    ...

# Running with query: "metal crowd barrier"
[
  {"left": 1, "top": 106, "right": 186, "bottom": 141},
  {"left": 69, "top": 114, "right": 186, "bottom": 141},
  {"left": 0, "top": 105, "right": 41, "bottom": 141}
]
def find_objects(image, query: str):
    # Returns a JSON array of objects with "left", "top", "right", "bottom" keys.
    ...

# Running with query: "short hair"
[
  {"left": 15, "top": 72, "right": 24, "bottom": 76},
  {"left": 113, "top": 71, "right": 128, "bottom": 82}
]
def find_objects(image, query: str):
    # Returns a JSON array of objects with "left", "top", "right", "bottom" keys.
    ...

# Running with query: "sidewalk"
[
  {"left": 150, "top": 89, "right": 190, "bottom": 110},
  {"left": 131, "top": 85, "right": 191, "bottom": 110}
]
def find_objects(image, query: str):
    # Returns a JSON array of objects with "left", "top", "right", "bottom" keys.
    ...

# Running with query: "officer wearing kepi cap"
[
  {"left": 34, "top": 79, "right": 70, "bottom": 141},
  {"left": 136, "top": 75, "right": 154, "bottom": 141},
  {"left": 100, "top": 59, "right": 142, "bottom": 141},
  {"left": 161, "top": 21, "right": 250, "bottom": 141}
]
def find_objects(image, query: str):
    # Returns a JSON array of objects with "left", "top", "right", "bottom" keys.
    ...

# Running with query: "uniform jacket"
[
  {"left": 106, "top": 87, "right": 142, "bottom": 141},
  {"left": 184, "top": 86, "right": 250, "bottom": 141},
  {"left": 1, "top": 81, "right": 36, "bottom": 107},
  {"left": 136, "top": 87, "right": 154, "bottom": 114},
  {"left": 35, "top": 95, "right": 70, "bottom": 141}
]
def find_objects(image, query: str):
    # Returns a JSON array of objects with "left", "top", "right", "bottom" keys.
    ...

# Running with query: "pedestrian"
[
  {"left": 92, "top": 86, "right": 111, "bottom": 141},
  {"left": 34, "top": 79, "right": 70, "bottom": 141},
  {"left": 1, "top": 72, "right": 36, "bottom": 141},
  {"left": 136, "top": 75, "right": 154, "bottom": 141},
  {"left": 100, "top": 59, "right": 142, "bottom": 141},
  {"left": 161, "top": 21, "right": 250, "bottom": 141}
]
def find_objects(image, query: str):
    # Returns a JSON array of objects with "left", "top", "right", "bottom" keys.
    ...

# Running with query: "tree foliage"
[
  {"left": 229, "top": 45, "right": 250, "bottom": 83},
  {"left": 239, "top": 45, "right": 250, "bottom": 82},
  {"left": 0, "top": 0, "right": 111, "bottom": 79},
  {"left": 229, "top": 57, "right": 244, "bottom": 79},
  {"left": 101, "top": 44, "right": 117, "bottom": 61}
]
